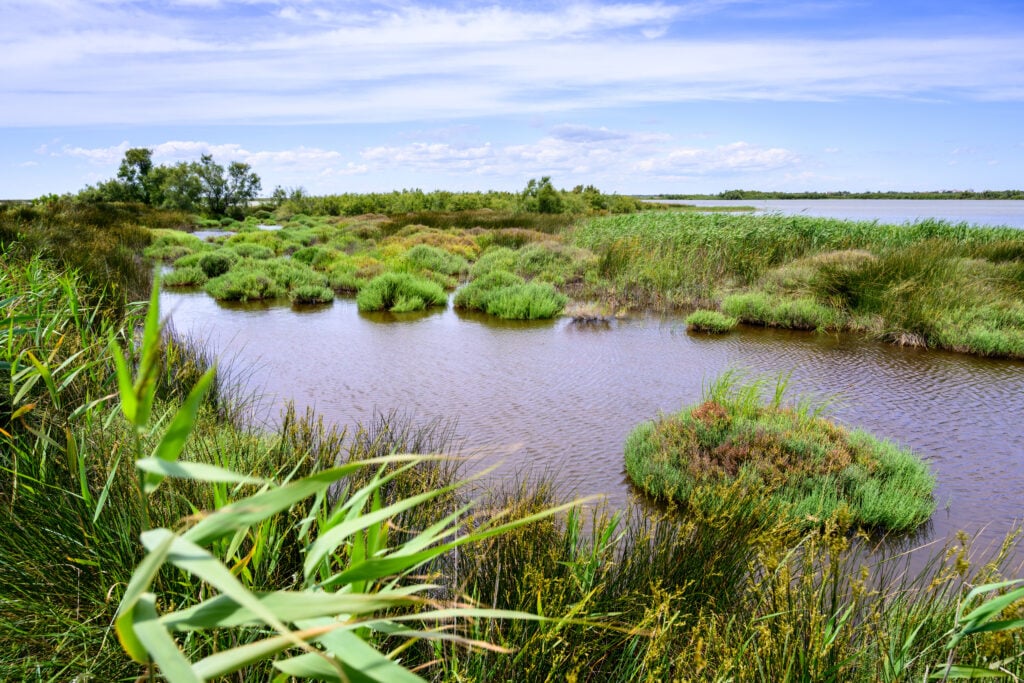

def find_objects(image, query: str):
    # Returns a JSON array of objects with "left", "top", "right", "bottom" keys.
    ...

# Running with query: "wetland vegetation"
[{"left": 2, "top": 186, "right": 1023, "bottom": 680}]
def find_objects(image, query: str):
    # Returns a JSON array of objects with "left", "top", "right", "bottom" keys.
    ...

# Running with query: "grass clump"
[
  {"left": 162, "top": 265, "right": 208, "bottom": 287},
  {"left": 356, "top": 272, "right": 447, "bottom": 312},
  {"left": 685, "top": 309, "right": 738, "bottom": 334},
  {"left": 722, "top": 291, "right": 842, "bottom": 330},
  {"left": 455, "top": 271, "right": 567, "bottom": 319},
  {"left": 401, "top": 243, "right": 470, "bottom": 277},
  {"left": 289, "top": 284, "right": 335, "bottom": 305},
  {"left": 205, "top": 267, "right": 283, "bottom": 301},
  {"left": 198, "top": 249, "right": 234, "bottom": 277},
  {"left": 624, "top": 371, "right": 935, "bottom": 532}
]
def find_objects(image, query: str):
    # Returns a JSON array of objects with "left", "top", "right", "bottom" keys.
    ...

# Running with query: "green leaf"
[
  {"left": 143, "top": 367, "right": 215, "bottom": 494},
  {"left": 930, "top": 664, "right": 1010, "bottom": 679},
  {"left": 110, "top": 338, "right": 138, "bottom": 426},
  {"left": 182, "top": 456, "right": 424, "bottom": 547},
  {"left": 133, "top": 593, "right": 201, "bottom": 683},
  {"left": 274, "top": 628, "right": 425, "bottom": 683},
  {"left": 137, "top": 456, "right": 268, "bottom": 488},
  {"left": 193, "top": 624, "right": 343, "bottom": 681},
  {"left": 115, "top": 531, "right": 175, "bottom": 663},
  {"left": 162, "top": 591, "right": 415, "bottom": 631}
]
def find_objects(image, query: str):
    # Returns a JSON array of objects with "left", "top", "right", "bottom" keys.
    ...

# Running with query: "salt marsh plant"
[
  {"left": 685, "top": 309, "right": 738, "bottom": 334},
  {"left": 454, "top": 271, "right": 567, "bottom": 319},
  {"left": 356, "top": 272, "right": 447, "bottom": 312},
  {"left": 624, "top": 371, "right": 935, "bottom": 532}
]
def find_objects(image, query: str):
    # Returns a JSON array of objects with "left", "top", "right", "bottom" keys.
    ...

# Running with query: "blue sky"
[{"left": 2, "top": 0, "right": 1023, "bottom": 198}]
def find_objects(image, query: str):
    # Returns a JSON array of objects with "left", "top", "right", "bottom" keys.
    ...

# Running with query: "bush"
[
  {"left": 356, "top": 272, "right": 447, "bottom": 312},
  {"left": 685, "top": 309, "right": 738, "bottom": 334}
]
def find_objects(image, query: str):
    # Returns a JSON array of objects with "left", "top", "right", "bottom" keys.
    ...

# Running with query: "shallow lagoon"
[{"left": 165, "top": 289, "right": 1024, "bottom": 562}]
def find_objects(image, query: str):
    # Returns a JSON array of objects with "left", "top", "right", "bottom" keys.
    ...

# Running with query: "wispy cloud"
[
  {"left": 51, "top": 129, "right": 803, "bottom": 190},
  {"left": 2, "top": 2, "right": 1022, "bottom": 127}
]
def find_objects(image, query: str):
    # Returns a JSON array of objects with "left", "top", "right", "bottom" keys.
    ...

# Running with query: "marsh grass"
[
  {"left": 624, "top": 371, "right": 935, "bottom": 532},
  {"left": 356, "top": 272, "right": 447, "bottom": 312},
  {"left": 685, "top": 309, "right": 738, "bottom": 333},
  {"left": 574, "top": 212, "right": 1024, "bottom": 356},
  {"left": 454, "top": 271, "right": 567, "bottom": 319}
]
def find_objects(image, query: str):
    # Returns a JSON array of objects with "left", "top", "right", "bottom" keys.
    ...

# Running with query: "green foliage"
[
  {"left": 721, "top": 292, "right": 842, "bottom": 330},
  {"left": 289, "top": 284, "right": 335, "bottom": 305},
  {"left": 685, "top": 309, "right": 738, "bottom": 333},
  {"left": 454, "top": 271, "right": 566, "bottom": 319},
  {"left": 163, "top": 265, "right": 208, "bottom": 288},
  {"left": 198, "top": 250, "right": 234, "bottom": 278},
  {"left": 624, "top": 371, "right": 935, "bottom": 532},
  {"left": 205, "top": 268, "right": 284, "bottom": 302},
  {"left": 356, "top": 272, "right": 447, "bottom": 312},
  {"left": 78, "top": 148, "right": 262, "bottom": 217},
  {"left": 401, "top": 243, "right": 470, "bottom": 277}
]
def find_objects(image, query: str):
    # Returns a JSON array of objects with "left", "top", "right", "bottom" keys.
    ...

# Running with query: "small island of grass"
[{"left": 624, "top": 372, "right": 935, "bottom": 532}]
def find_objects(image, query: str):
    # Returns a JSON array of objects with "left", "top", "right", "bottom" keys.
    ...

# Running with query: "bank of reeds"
[{"left": 573, "top": 212, "right": 1024, "bottom": 357}]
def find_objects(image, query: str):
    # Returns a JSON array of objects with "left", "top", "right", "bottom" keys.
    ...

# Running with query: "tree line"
[
  {"left": 646, "top": 189, "right": 1024, "bottom": 200},
  {"left": 77, "top": 148, "right": 261, "bottom": 216}
]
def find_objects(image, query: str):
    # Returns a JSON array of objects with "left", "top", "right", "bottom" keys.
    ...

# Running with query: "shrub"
[
  {"left": 686, "top": 309, "right": 738, "bottom": 334},
  {"left": 356, "top": 272, "right": 447, "bottom": 312}
]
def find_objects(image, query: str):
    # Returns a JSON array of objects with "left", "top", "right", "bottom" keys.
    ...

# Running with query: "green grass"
[
  {"left": 685, "top": 309, "right": 738, "bottom": 333},
  {"left": 454, "top": 271, "right": 567, "bottom": 319},
  {"left": 356, "top": 272, "right": 448, "bottom": 312},
  {"left": 624, "top": 371, "right": 935, "bottom": 532},
  {"left": 573, "top": 211, "right": 1024, "bottom": 357}
]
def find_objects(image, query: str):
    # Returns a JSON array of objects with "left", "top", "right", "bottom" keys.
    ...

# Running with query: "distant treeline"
[
  {"left": 645, "top": 189, "right": 1024, "bottom": 200},
  {"left": 272, "top": 178, "right": 644, "bottom": 216}
]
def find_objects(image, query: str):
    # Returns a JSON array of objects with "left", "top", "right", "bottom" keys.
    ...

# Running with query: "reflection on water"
[{"left": 163, "top": 291, "right": 1024, "bottom": 563}]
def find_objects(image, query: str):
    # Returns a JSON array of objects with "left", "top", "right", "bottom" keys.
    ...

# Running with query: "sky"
[{"left": 2, "top": 0, "right": 1023, "bottom": 198}]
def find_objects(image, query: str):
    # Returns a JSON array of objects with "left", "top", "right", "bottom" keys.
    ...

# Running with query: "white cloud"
[
  {"left": 1, "top": 2, "right": 1022, "bottom": 126},
  {"left": 353, "top": 132, "right": 799, "bottom": 181}
]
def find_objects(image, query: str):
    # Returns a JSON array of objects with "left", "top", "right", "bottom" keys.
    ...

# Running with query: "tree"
[
  {"left": 520, "top": 176, "right": 563, "bottom": 214},
  {"left": 197, "top": 154, "right": 229, "bottom": 215},
  {"left": 226, "top": 161, "right": 261, "bottom": 213},
  {"left": 116, "top": 148, "right": 154, "bottom": 204}
]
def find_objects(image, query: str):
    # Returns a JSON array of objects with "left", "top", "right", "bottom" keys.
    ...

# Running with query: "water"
[
  {"left": 163, "top": 291, "right": 1024, "bottom": 563},
  {"left": 652, "top": 199, "right": 1024, "bottom": 229}
]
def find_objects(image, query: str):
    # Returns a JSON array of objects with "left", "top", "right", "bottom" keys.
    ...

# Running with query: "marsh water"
[
  {"left": 163, "top": 289, "right": 1024, "bottom": 562},
  {"left": 656, "top": 199, "right": 1024, "bottom": 229}
]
